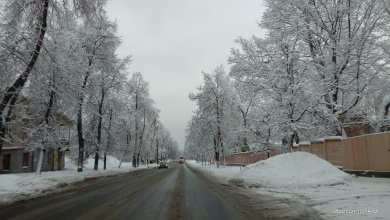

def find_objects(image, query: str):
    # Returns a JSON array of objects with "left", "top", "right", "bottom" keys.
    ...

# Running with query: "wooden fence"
[
  {"left": 221, "top": 132, "right": 390, "bottom": 174},
  {"left": 221, "top": 149, "right": 282, "bottom": 166}
]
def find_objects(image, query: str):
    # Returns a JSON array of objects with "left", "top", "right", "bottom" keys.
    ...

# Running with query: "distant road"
[{"left": 0, "top": 163, "right": 321, "bottom": 220}]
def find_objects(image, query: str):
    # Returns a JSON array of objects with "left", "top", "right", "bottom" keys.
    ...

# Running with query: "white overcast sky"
[{"left": 106, "top": 0, "right": 266, "bottom": 149}]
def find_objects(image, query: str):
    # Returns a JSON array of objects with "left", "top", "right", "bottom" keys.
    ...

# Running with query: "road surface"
[{"left": 0, "top": 162, "right": 322, "bottom": 220}]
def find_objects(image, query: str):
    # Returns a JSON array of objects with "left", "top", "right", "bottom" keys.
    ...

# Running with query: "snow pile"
[
  {"left": 240, "top": 152, "right": 351, "bottom": 188},
  {"left": 66, "top": 155, "right": 132, "bottom": 170},
  {"left": 188, "top": 153, "right": 389, "bottom": 220},
  {"left": 186, "top": 160, "right": 241, "bottom": 184}
]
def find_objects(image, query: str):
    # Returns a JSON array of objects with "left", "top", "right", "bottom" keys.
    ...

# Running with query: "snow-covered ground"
[
  {"left": 0, "top": 156, "right": 155, "bottom": 206},
  {"left": 187, "top": 152, "right": 390, "bottom": 220}
]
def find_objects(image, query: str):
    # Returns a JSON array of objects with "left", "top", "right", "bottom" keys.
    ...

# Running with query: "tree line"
[
  {"left": 185, "top": 0, "right": 390, "bottom": 165},
  {"left": 0, "top": 0, "right": 178, "bottom": 172}
]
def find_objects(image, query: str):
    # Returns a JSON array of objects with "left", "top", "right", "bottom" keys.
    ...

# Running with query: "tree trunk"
[
  {"left": 239, "top": 107, "right": 248, "bottom": 146},
  {"left": 214, "top": 94, "right": 225, "bottom": 166},
  {"left": 149, "top": 120, "right": 157, "bottom": 163},
  {"left": 77, "top": 103, "right": 85, "bottom": 172},
  {"left": 103, "top": 154, "right": 107, "bottom": 170},
  {"left": 104, "top": 109, "right": 113, "bottom": 170},
  {"left": 37, "top": 81, "right": 56, "bottom": 174},
  {"left": 133, "top": 121, "right": 138, "bottom": 167},
  {"left": 36, "top": 148, "right": 44, "bottom": 175},
  {"left": 0, "top": 0, "right": 49, "bottom": 158},
  {"left": 94, "top": 114, "right": 102, "bottom": 170},
  {"left": 155, "top": 139, "right": 159, "bottom": 164},
  {"left": 214, "top": 136, "right": 219, "bottom": 168},
  {"left": 77, "top": 58, "right": 93, "bottom": 172},
  {"left": 136, "top": 111, "right": 146, "bottom": 167},
  {"left": 94, "top": 90, "right": 105, "bottom": 170},
  {"left": 119, "top": 133, "right": 131, "bottom": 169},
  {"left": 132, "top": 93, "right": 139, "bottom": 167},
  {"left": 44, "top": 75, "right": 56, "bottom": 124}
]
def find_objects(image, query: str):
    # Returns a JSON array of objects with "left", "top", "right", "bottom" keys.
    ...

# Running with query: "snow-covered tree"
[
  {"left": 262, "top": 0, "right": 390, "bottom": 135},
  {"left": 188, "top": 67, "right": 240, "bottom": 166},
  {"left": 0, "top": 0, "right": 108, "bottom": 159},
  {"left": 0, "top": 1, "right": 177, "bottom": 174}
]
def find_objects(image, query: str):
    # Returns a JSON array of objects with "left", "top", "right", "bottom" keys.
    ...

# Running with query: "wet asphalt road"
[
  {"left": 0, "top": 163, "right": 322, "bottom": 220},
  {"left": 0, "top": 163, "right": 242, "bottom": 220}
]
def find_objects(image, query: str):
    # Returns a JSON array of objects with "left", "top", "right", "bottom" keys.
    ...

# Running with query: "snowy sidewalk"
[
  {"left": 187, "top": 152, "right": 390, "bottom": 220},
  {"left": 0, "top": 156, "right": 155, "bottom": 206}
]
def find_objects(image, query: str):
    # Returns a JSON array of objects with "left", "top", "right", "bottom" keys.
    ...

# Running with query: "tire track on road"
[{"left": 168, "top": 165, "right": 185, "bottom": 220}]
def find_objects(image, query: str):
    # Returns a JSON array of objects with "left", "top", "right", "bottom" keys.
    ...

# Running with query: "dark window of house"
[
  {"left": 2, "top": 154, "right": 11, "bottom": 170},
  {"left": 23, "top": 153, "right": 29, "bottom": 167}
]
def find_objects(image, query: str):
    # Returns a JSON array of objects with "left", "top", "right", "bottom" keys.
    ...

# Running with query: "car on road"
[
  {"left": 178, "top": 156, "right": 184, "bottom": 164},
  {"left": 159, "top": 161, "right": 168, "bottom": 169}
]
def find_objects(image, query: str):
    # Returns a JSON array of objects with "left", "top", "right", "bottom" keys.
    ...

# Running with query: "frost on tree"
[
  {"left": 185, "top": 0, "right": 390, "bottom": 160},
  {"left": 0, "top": 0, "right": 178, "bottom": 173}
]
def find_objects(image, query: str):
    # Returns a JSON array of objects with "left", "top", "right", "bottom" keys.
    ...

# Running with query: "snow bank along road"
[{"left": 0, "top": 162, "right": 321, "bottom": 220}]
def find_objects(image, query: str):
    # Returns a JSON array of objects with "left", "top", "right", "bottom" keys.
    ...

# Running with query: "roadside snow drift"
[
  {"left": 188, "top": 153, "right": 389, "bottom": 220},
  {"left": 66, "top": 155, "right": 131, "bottom": 170},
  {"left": 240, "top": 152, "right": 351, "bottom": 188},
  {"left": 0, "top": 156, "right": 152, "bottom": 205}
]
